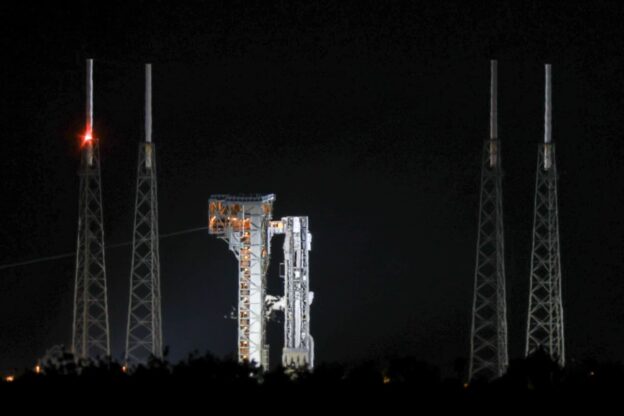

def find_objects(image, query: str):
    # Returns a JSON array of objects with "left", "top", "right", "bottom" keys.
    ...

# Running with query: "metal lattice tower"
[
  {"left": 468, "top": 60, "right": 509, "bottom": 381},
  {"left": 125, "top": 64, "right": 163, "bottom": 364},
  {"left": 209, "top": 194, "right": 275, "bottom": 368},
  {"left": 525, "top": 64, "right": 565, "bottom": 366},
  {"left": 72, "top": 59, "right": 111, "bottom": 359}
]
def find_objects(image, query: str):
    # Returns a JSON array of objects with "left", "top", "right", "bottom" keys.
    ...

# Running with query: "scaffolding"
[{"left": 209, "top": 194, "right": 275, "bottom": 367}]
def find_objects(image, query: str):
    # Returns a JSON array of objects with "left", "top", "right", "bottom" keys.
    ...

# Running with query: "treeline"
[{"left": 1, "top": 349, "right": 623, "bottom": 406}]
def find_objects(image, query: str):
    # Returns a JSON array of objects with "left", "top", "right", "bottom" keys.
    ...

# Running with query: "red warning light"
[
  {"left": 82, "top": 126, "right": 95, "bottom": 145},
  {"left": 82, "top": 122, "right": 94, "bottom": 144}
]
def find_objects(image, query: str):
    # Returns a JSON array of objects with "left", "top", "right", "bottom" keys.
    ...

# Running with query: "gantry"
[{"left": 209, "top": 195, "right": 314, "bottom": 369}]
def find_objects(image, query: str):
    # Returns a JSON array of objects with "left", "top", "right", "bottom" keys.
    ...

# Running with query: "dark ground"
[{"left": 1, "top": 351, "right": 623, "bottom": 409}]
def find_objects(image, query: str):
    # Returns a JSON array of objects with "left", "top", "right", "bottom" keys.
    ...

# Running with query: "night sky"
[{"left": 1, "top": 1, "right": 624, "bottom": 374}]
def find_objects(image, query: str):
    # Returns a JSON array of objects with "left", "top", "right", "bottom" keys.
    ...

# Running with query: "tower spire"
[
  {"left": 490, "top": 60, "right": 498, "bottom": 139},
  {"left": 489, "top": 59, "right": 498, "bottom": 167},
  {"left": 544, "top": 64, "right": 552, "bottom": 169},
  {"left": 72, "top": 59, "right": 111, "bottom": 360},
  {"left": 544, "top": 64, "right": 551, "bottom": 144},
  {"left": 125, "top": 63, "right": 163, "bottom": 365},
  {"left": 468, "top": 59, "right": 509, "bottom": 381},
  {"left": 525, "top": 64, "right": 565, "bottom": 366},
  {"left": 86, "top": 58, "right": 93, "bottom": 136},
  {"left": 145, "top": 63, "right": 152, "bottom": 144}
]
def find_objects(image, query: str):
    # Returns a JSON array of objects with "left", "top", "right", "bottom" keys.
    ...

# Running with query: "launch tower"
[{"left": 209, "top": 194, "right": 275, "bottom": 367}]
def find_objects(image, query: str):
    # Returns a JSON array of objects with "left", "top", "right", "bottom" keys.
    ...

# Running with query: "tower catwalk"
[
  {"left": 209, "top": 194, "right": 275, "bottom": 368},
  {"left": 468, "top": 60, "right": 509, "bottom": 381},
  {"left": 525, "top": 64, "right": 565, "bottom": 366},
  {"left": 125, "top": 64, "right": 163, "bottom": 364},
  {"left": 72, "top": 59, "right": 111, "bottom": 359}
]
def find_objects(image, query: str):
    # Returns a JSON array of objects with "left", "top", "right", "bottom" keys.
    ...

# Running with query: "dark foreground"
[{"left": 1, "top": 350, "right": 622, "bottom": 409}]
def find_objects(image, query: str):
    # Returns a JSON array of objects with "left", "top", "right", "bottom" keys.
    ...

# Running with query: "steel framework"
[
  {"left": 469, "top": 60, "right": 509, "bottom": 381},
  {"left": 72, "top": 59, "right": 111, "bottom": 359},
  {"left": 125, "top": 64, "right": 163, "bottom": 364},
  {"left": 525, "top": 64, "right": 565, "bottom": 366},
  {"left": 209, "top": 194, "right": 275, "bottom": 368}
]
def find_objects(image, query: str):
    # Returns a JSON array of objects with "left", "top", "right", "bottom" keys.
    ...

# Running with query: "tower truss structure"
[
  {"left": 525, "top": 64, "right": 565, "bottom": 366},
  {"left": 469, "top": 60, "right": 509, "bottom": 381},
  {"left": 125, "top": 64, "right": 163, "bottom": 365},
  {"left": 209, "top": 194, "right": 275, "bottom": 368},
  {"left": 72, "top": 59, "right": 111, "bottom": 359}
]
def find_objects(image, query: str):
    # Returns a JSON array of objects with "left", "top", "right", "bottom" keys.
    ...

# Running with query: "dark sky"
[{"left": 1, "top": 1, "right": 624, "bottom": 374}]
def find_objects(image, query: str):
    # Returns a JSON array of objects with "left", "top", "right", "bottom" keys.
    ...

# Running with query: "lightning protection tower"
[
  {"left": 72, "top": 59, "right": 111, "bottom": 359},
  {"left": 525, "top": 64, "right": 565, "bottom": 366},
  {"left": 125, "top": 64, "right": 163, "bottom": 365},
  {"left": 468, "top": 60, "right": 509, "bottom": 381},
  {"left": 209, "top": 194, "right": 276, "bottom": 368}
]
